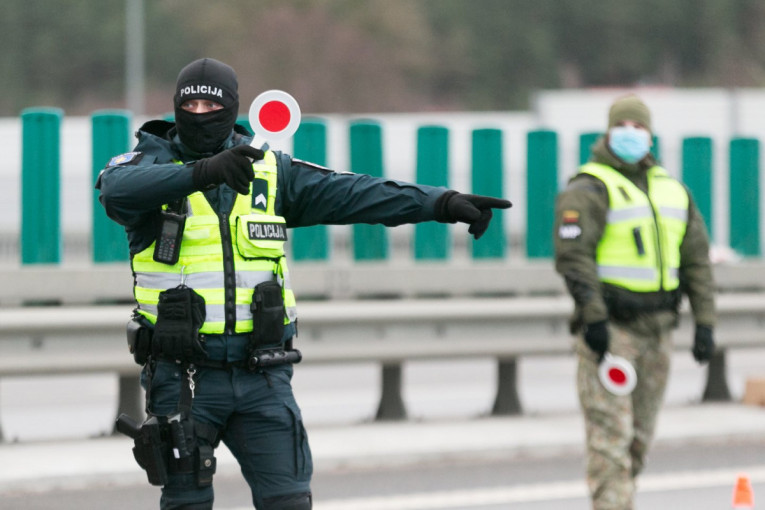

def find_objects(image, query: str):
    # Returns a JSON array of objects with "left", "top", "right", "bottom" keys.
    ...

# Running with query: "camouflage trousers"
[{"left": 576, "top": 311, "right": 675, "bottom": 510}]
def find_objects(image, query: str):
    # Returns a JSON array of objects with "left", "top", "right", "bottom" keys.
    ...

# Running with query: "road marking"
[
  {"left": 219, "top": 465, "right": 765, "bottom": 510},
  {"left": 310, "top": 465, "right": 765, "bottom": 510}
]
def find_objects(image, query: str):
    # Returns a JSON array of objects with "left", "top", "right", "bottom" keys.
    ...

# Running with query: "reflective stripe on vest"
[
  {"left": 131, "top": 150, "right": 297, "bottom": 334},
  {"left": 579, "top": 162, "right": 689, "bottom": 292}
]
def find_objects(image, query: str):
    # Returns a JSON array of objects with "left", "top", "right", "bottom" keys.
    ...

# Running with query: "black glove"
[
  {"left": 433, "top": 191, "right": 512, "bottom": 240},
  {"left": 692, "top": 324, "right": 715, "bottom": 364},
  {"left": 192, "top": 145, "right": 264, "bottom": 195},
  {"left": 584, "top": 320, "right": 609, "bottom": 362}
]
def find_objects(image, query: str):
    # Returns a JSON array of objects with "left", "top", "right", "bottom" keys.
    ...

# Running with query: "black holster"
[
  {"left": 115, "top": 412, "right": 218, "bottom": 488},
  {"left": 116, "top": 414, "right": 169, "bottom": 486},
  {"left": 126, "top": 316, "right": 153, "bottom": 365}
]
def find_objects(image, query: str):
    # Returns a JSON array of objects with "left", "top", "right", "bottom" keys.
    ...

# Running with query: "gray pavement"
[{"left": 1, "top": 401, "right": 764, "bottom": 494}]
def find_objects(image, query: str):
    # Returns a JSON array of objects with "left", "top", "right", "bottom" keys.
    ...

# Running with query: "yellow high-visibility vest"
[
  {"left": 580, "top": 162, "right": 689, "bottom": 292},
  {"left": 132, "top": 150, "right": 297, "bottom": 334}
]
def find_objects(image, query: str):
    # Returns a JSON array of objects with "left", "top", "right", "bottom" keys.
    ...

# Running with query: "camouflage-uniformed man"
[{"left": 553, "top": 95, "right": 716, "bottom": 510}]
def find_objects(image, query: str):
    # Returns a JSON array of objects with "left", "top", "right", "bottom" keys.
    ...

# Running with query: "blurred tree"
[
  {"left": 0, "top": 0, "right": 125, "bottom": 114},
  {"left": 0, "top": 0, "right": 187, "bottom": 115},
  {"left": 423, "top": 0, "right": 560, "bottom": 109},
  {"left": 2, "top": 0, "right": 765, "bottom": 116},
  {"left": 156, "top": 0, "right": 438, "bottom": 113}
]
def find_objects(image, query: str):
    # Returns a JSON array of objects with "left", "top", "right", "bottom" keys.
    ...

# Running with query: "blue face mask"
[{"left": 608, "top": 125, "right": 651, "bottom": 164}]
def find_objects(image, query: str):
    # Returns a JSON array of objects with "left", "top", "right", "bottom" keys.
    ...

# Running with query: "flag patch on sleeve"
[{"left": 558, "top": 210, "right": 582, "bottom": 240}]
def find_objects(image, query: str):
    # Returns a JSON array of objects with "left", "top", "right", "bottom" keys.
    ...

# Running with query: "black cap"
[
  {"left": 172, "top": 58, "right": 240, "bottom": 153},
  {"left": 173, "top": 58, "right": 238, "bottom": 109}
]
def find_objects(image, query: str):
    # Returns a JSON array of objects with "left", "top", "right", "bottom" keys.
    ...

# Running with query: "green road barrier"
[
  {"left": 349, "top": 120, "right": 388, "bottom": 260},
  {"left": 92, "top": 110, "right": 131, "bottom": 262},
  {"left": 681, "top": 137, "right": 714, "bottom": 238},
  {"left": 291, "top": 119, "right": 330, "bottom": 261},
  {"left": 21, "top": 108, "right": 63, "bottom": 264},
  {"left": 471, "top": 128, "right": 506, "bottom": 258},
  {"left": 415, "top": 126, "right": 449, "bottom": 260},
  {"left": 526, "top": 129, "right": 557, "bottom": 258},
  {"left": 729, "top": 138, "right": 760, "bottom": 256}
]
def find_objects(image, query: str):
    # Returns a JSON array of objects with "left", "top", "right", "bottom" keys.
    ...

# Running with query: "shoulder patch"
[{"left": 108, "top": 152, "right": 143, "bottom": 166}]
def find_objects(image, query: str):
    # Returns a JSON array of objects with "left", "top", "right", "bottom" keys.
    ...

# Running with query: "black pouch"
[
  {"left": 153, "top": 286, "right": 207, "bottom": 362},
  {"left": 168, "top": 413, "right": 196, "bottom": 474},
  {"left": 197, "top": 444, "right": 217, "bottom": 487},
  {"left": 126, "top": 317, "right": 153, "bottom": 365},
  {"left": 250, "top": 280, "right": 285, "bottom": 349}
]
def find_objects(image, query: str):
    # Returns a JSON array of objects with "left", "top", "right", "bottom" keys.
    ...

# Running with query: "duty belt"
[{"left": 603, "top": 288, "right": 681, "bottom": 323}]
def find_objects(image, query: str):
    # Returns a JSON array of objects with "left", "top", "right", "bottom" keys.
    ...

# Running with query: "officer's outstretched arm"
[{"left": 433, "top": 191, "right": 512, "bottom": 240}]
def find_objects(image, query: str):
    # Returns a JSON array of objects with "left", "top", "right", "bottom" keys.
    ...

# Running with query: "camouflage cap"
[{"left": 608, "top": 95, "right": 651, "bottom": 132}]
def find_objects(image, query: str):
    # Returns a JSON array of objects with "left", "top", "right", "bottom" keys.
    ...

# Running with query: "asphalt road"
[
  {"left": 1, "top": 350, "right": 763, "bottom": 510},
  {"left": 2, "top": 436, "right": 763, "bottom": 510}
]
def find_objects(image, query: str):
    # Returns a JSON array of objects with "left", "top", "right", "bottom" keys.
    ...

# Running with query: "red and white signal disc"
[
  {"left": 248, "top": 90, "right": 301, "bottom": 142},
  {"left": 598, "top": 354, "right": 637, "bottom": 396}
]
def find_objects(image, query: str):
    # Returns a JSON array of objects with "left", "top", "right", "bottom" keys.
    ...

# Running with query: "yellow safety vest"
[
  {"left": 579, "top": 162, "right": 689, "bottom": 292},
  {"left": 131, "top": 150, "right": 297, "bottom": 334}
]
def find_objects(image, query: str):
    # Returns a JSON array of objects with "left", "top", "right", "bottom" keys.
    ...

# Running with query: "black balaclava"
[{"left": 173, "top": 58, "right": 239, "bottom": 154}]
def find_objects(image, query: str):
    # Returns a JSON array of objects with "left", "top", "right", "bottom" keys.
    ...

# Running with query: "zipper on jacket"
[
  {"left": 646, "top": 195, "right": 665, "bottom": 291},
  {"left": 632, "top": 227, "right": 646, "bottom": 256},
  {"left": 219, "top": 212, "right": 237, "bottom": 334}
]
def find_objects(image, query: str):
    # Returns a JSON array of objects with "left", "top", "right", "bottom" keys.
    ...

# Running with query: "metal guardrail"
[
  {"left": 4, "top": 260, "right": 765, "bottom": 305},
  {"left": 0, "top": 260, "right": 565, "bottom": 305},
  {"left": 1, "top": 291, "right": 764, "bottom": 441}
]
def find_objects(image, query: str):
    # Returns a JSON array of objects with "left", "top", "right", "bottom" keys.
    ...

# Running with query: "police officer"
[
  {"left": 97, "top": 57, "right": 511, "bottom": 510},
  {"left": 553, "top": 95, "right": 715, "bottom": 510}
]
